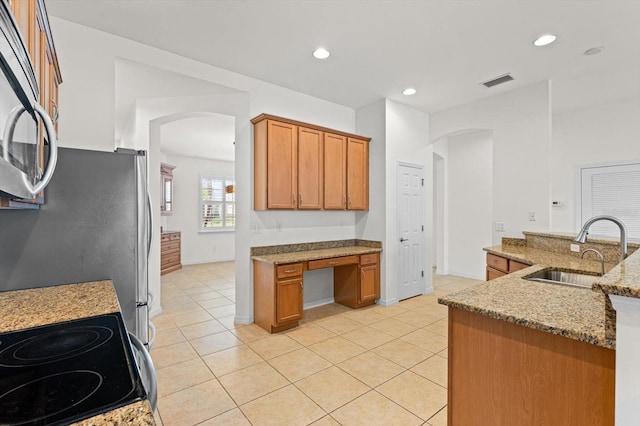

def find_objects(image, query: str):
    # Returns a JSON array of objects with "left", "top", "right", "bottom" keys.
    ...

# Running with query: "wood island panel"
[{"left": 448, "top": 307, "right": 615, "bottom": 426}]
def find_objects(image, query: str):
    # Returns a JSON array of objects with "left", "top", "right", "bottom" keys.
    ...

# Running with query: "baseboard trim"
[
  {"left": 377, "top": 298, "right": 398, "bottom": 307},
  {"left": 447, "top": 270, "right": 484, "bottom": 281},
  {"left": 304, "top": 297, "right": 335, "bottom": 310},
  {"left": 234, "top": 316, "right": 253, "bottom": 325},
  {"left": 149, "top": 307, "right": 163, "bottom": 318},
  {"left": 182, "top": 257, "right": 235, "bottom": 266},
  {"left": 423, "top": 286, "right": 434, "bottom": 294}
]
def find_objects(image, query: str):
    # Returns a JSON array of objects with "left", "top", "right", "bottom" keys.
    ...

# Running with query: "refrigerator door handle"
[
  {"left": 129, "top": 332, "right": 157, "bottom": 413},
  {"left": 146, "top": 189, "right": 153, "bottom": 260}
]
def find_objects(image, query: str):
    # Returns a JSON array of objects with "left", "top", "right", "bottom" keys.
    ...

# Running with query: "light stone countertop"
[
  {"left": 252, "top": 246, "right": 382, "bottom": 264},
  {"left": 438, "top": 244, "right": 640, "bottom": 350},
  {"left": 0, "top": 281, "right": 155, "bottom": 425}
]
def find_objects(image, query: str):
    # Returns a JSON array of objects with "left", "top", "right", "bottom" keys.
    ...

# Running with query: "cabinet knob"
[{"left": 300, "top": 281, "right": 304, "bottom": 291}]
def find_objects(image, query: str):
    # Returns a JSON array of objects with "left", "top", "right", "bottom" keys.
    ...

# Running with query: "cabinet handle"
[
  {"left": 348, "top": 195, "right": 352, "bottom": 207},
  {"left": 292, "top": 193, "right": 296, "bottom": 204},
  {"left": 361, "top": 270, "right": 365, "bottom": 280},
  {"left": 300, "top": 281, "right": 304, "bottom": 291},
  {"left": 299, "top": 193, "right": 302, "bottom": 204},
  {"left": 343, "top": 196, "right": 346, "bottom": 207},
  {"left": 50, "top": 99, "right": 59, "bottom": 124},
  {"left": 284, "top": 269, "right": 297, "bottom": 273},
  {"left": 328, "top": 261, "right": 338, "bottom": 265}
]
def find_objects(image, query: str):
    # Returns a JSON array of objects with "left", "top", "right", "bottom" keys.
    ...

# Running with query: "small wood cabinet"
[
  {"left": 254, "top": 261, "right": 304, "bottom": 332},
  {"left": 486, "top": 253, "right": 530, "bottom": 280},
  {"left": 252, "top": 114, "right": 370, "bottom": 211},
  {"left": 334, "top": 253, "right": 380, "bottom": 309},
  {"left": 253, "top": 252, "right": 381, "bottom": 333},
  {"left": 160, "top": 231, "right": 182, "bottom": 275}
]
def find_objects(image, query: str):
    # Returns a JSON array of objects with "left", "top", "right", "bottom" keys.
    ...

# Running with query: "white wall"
[
  {"left": 430, "top": 81, "right": 552, "bottom": 246},
  {"left": 50, "top": 17, "right": 361, "bottom": 323},
  {"left": 446, "top": 131, "right": 493, "bottom": 280},
  {"left": 550, "top": 97, "right": 640, "bottom": 232},
  {"left": 163, "top": 153, "right": 235, "bottom": 265}
]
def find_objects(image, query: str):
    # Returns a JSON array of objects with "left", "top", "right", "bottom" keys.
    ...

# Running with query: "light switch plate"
[
  {"left": 570, "top": 244, "right": 580, "bottom": 252},
  {"left": 495, "top": 222, "right": 506, "bottom": 232}
]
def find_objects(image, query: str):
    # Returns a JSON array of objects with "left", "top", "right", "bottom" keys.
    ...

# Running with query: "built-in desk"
[{"left": 251, "top": 242, "right": 382, "bottom": 333}]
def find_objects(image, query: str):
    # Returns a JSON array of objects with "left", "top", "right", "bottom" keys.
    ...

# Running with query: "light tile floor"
[{"left": 151, "top": 262, "right": 479, "bottom": 426}]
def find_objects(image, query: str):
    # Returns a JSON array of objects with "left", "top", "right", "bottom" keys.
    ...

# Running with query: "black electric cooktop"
[{"left": 0, "top": 313, "right": 146, "bottom": 425}]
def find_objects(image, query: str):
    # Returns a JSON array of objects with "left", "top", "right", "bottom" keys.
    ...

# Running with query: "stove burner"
[
  {"left": 0, "top": 370, "right": 103, "bottom": 425},
  {"left": 0, "top": 326, "right": 113, "bottom": 367}
]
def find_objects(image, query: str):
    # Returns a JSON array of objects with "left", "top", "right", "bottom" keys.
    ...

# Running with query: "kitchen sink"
[{"left": 523, "top": 268, "right": 601, "bottom": 289}]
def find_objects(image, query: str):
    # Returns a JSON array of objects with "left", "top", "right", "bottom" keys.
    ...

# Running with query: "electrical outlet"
[
  {"left": 570, "top": 244, "right": 580, "bottom": 253},
  {"left": 528, "top": 212, "right": 536, "bottom": 221},
  {"left": 495, "top": 222, "right": 506, "bottom": 232}
]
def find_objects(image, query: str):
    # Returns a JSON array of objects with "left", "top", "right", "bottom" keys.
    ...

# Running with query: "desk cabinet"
[
  {"left": 253, "top": 253, "right": 381, "bottom": 333},
  {"left": 254, "top": 261, "right": 304, "bottom": 333}
]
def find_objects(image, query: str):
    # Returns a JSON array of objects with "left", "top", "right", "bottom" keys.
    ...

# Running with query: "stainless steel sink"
[{"left": 523, "top": 268, "right": 601, "bottom": 289}]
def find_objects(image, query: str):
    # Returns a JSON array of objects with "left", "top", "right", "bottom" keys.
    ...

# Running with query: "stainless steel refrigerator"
[{"left": 0, "top": 147, "right": 153, "bottom": 345}]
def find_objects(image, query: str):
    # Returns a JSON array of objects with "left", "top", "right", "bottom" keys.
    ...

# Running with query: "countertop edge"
[{"left": 252, "top": 246, "right": 383, "bottom": 264}]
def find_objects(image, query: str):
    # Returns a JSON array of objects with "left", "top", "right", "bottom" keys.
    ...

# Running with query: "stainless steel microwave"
[{"left": 0, "top": 0, "right": 57, "bottom": 200}]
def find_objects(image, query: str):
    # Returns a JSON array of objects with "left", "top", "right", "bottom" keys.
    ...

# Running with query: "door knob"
[{"left": 400, "top": 238, "right": 409, "bottom": 242}]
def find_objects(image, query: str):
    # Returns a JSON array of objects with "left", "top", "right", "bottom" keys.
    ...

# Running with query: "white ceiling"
[
  {"left": 46, "top": 0, "right": 640, "bottom": 114},
  {"left": 160, "top": 114, "right": 235, "bottom": 162}
]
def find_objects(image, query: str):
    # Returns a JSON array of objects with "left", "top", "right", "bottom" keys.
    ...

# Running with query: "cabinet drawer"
[
  {"left": 486, "top": 266, "right": 507, "bottom": 281},
  {"left": 308, "top": 255, "right": 358, "bottom": 270},
  {"left": 486, "top": 253, "right": 508, "bottom": 273},
  {"left": 162, "top": 253, "right": 180, "bottom": 266},
  {"left": 161, "top": 240, "right": 180, "bottom": 251},
  {"left": 277, "top": 263, "right": 303, "bottom": 279},
  {"left": 508, "top": 260, "right": 530, "bottom": 273},
  {"left": 360, "top": 253, "right": 379, "bottom": 266}
]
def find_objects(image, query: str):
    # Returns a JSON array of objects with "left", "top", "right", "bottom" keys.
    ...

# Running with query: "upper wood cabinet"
[
  {"left": 347, "top": 138, "right": 369, "bottom": 211},
  {"left": 252, "top": 114, "right": 370, "bottom": 211},
  {"left": 323, "top": 133, "right": 347, "bottom": 210},
  {"left": 297, "top": 127, "right": 323, "bottom": 209}
]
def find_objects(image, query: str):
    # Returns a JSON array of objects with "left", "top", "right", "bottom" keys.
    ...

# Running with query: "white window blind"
[
  {"left": 580, "top": 163, "right": 640, "bottom": 240},
  {"left": 200, "top": 177, "right": 235, "bottom": 231}
]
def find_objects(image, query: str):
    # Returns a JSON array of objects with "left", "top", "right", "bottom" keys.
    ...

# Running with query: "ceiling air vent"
[{"left": 481, "top": 73, "right": 514, "bottom": 88}]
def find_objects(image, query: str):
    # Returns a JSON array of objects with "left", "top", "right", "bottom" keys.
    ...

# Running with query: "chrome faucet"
[
  {"left": 574, "top": 215, "right": 628, "bottom": 263},
  {"left": 580, "top": 248, "right": 605, "bottom": 276}
]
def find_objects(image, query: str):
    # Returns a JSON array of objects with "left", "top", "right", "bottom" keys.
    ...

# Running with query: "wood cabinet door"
[
  {"left": 347, "top": 138, "right": 369, "bottom": 210},
  {"left": 359, "top": 264, "right": 379, "bottom": 304},
  {"left": 324, "top": 133, "right": 347, "bottom": 209},
  {"left": 276, "top": 277, "right": 303, "bottom": 324},
  {"left": 297, "top": 127, "right": 323, "bottom": 209},
  {"left": 267, "top": 120, "right": 298, "bottom": 209}
]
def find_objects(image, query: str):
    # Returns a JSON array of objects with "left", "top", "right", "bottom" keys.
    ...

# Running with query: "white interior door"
[{"left": 397, "top": 163, "right": 425, "bottom": 300}]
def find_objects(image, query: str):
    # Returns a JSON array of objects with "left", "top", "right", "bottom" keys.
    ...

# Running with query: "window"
[
  {"left": 200, "top": 177, "right": 235, "bottom": 231},
  {"left": 580, "top": 162, "right": 640, "bottom": 240}
]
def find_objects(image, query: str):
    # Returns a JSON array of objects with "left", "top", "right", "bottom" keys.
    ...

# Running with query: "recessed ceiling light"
[
  {"left": 533, "top": 34, "right": 557, "bottom": 47},
  {"left": 584, "top": 46, "right": 604, "bottom": 56},
  {"left": 402, "top": 88, "right": 417, "bottom": 96},
  {"left": 313, "top": 48, "right": 330, "bottom": 59}
]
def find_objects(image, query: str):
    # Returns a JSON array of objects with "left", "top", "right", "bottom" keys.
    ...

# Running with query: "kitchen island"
[
  {"left": 438, "top": 233, "right": 640, "bottom": 426},
  {"left": 0, "top": 281, "right": 155, "bottom": 425}
]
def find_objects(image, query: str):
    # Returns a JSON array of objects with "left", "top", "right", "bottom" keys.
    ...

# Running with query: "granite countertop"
[
  {"left": 484, "top": 244, "right": 617, "bottom": 275},
  {"left": 440, "top": 264, "right": 612, "bottom": 348},
  {"left": 438, "top": 242, "right": 640, "bottom": 349},
  {"left": 161, "top": 230, "right": 180, "bottom": 234},
  {"left": 0, "top": 281, "right": 155, "bottom": 424},
  {"left": 252, "top": 246, "right": 382, "bottom": 264}
]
